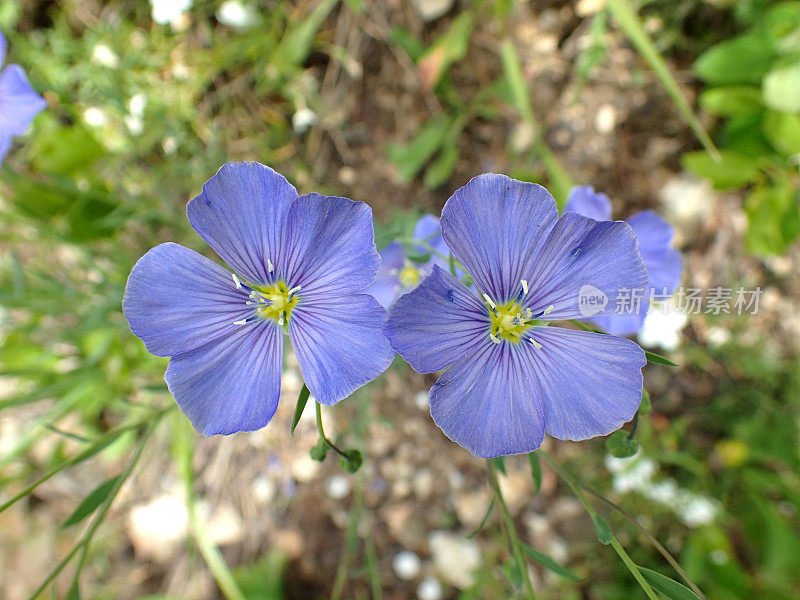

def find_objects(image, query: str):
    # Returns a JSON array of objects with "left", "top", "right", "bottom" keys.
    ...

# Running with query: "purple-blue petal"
[
  {"left": 429, "top": 342, "right": 545, "bottom": 458},
  {"left": 165, "top": 322, "right": 283, "bottom": 435},
  {"left": 364, "top": 242, "right": 405, "bottom": 309},
  {"left": 441, "top": 174, "right": 558, "bottom": 302},
  {"left": 289, "top": 293, "right": 393, "bottom": 406},
  {"left": 0, "top": 64, "right": 46, "bottom": 137},
  {"left": 627, "top": 210, "right": 682, "bottom": 294},
  {"left": 590, "top": 309, "right": 648, "bottom": 337},
  {"left": 123, "top": 243, "right": 251, "bottom": 357},
  {"left": 564, "top": 186, "right": 613, "bottom": 221},
  {"left": 278, "top": 193, "right": 379, "bottom": 299},
  {"left": 0, "top": 31, "right": 6, "bottom": 67},
  {"left": 385, "top": 265, "right": 489, "bottom": 373},
  {"left": 187, "top": 162, "right": 298, "bottom": 285},
  {"left": 524, "top": 212, "right": 648, "bottom": 320},
  {"left": 520, "top": 327, "right": 645, "bottom": 440}
]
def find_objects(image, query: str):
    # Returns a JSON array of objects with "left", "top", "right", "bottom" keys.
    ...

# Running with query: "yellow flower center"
[
  {"left": 398, "top": 261, "right": 422, "bottom": 288},
  {"left": 250, "top": 280, "right": 300, "bottom": 327},
  {"left": 488, "top": 300, "right": 537, "bottom": 343}
]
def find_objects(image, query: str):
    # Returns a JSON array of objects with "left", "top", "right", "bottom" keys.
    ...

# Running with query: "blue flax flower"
[
  {"left": 0, "top": 31, "right": 46, "bottom": 162},
  {"left": 386, "top": 174, "right": 648, "bottom": 458},
  {"left": 366, "top": 215, "right": 457, "bottom": 308},
  {"left": 123, "top": 162, "right": 394, "bottom": 435},
  {"left": 565, "top": 186, "right": 682, "bottom": 336}
]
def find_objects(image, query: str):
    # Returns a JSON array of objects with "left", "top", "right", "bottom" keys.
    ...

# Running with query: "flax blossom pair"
[{"left": 124, "top": 165, "right": 650, "bottom": 459}]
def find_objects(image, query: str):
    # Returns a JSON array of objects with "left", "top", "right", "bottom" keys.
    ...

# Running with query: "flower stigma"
[
  {"left": 234, "top": 280, "right": 301, "bottom": 328},
  {"left": 393, "top": 260, "right": 424, "bottom": 288},
  {"left": 485, "top": 281, "right": 553, "bottom": 346}
]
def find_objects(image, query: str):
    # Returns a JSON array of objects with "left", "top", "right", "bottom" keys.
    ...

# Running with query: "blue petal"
[
  {"left": 627, "top": 210, "right": 682, "bottom": 294},
  {"left": 385, "top": 265, "right": 489, "bottom": 373},
  {"left": 289, "top": 293, "right": 393, "bottom": 406},
  {"left": 524, "top": 212, "right": 648, "bottom": 320},
  {"left": 564, "top": 186, "right": 613, "bottom": 221},
  {"left": 278, "top": 193, "right": 379, "bottom": 299},
  {"left": 364, "top": 242, "right": 405, "bottom": 308},
  {"left": 0, "top": 31, "right": 6, "bottom": 67},
  {"left": 441, "top": 174, "right": 558, "bottom": 302},
  {"left": 165, "top": 322, "right": 283, "bottom": 435},
  {"left": 123, "top": 243, "right": 251, "bottom": 357},
  {"left": 0, "top": 65, "right": 46, "bottom": 136},
  {"left": 520, "top": 327, "right": 645, "bottom": 440},
  {"left": 187, "top": 162, "right": 298, "bottom": 285},
  {"left": 429, "top": 342, "right": 545, "bottom": 458},
  {"left": 0, "top": 135, "right": 11, "bottom": 163}
]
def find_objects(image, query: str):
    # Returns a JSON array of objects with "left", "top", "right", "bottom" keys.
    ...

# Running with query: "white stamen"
[
  {"left": 267, "top": 258, "right": 274, "bottom": 273},
  {"left": 287, "top": 285, "right": 302, "bottom": 296},
  {"left": 529, "top": 337, "right": 543, "bottom": 349},
  {"left": 521, "top": 279, "right": 529, "bottom": 295},
  {"left": 525, "top": 308, "right": 533, "bottom": 318},
  {"left": 246, "top": 301, "right": 253, "bottom": 305},
  {"left": 231, "top": 273, "right": 242, "bottom": 289},
  {"left": 482, "top": 293, "right": 496, "bottom": 309},
  {"left": 543, "top": 305, "right": 554, "bottom": 315},
  {"left": 489, "top": 333, "right": 501, "bottom": 344},
  {"left": 233, "top": 318, "right": 248, "bottom": 325},
  {"left": 278, "top": 315, "right": 285, "bottom": 326}
]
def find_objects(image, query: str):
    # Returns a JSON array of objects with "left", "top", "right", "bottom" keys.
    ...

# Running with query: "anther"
[
  {"left": 233, "top": 318, "right": 249, "bottom": 325},
  {"left": 482, "top": 293, "right": 496, "bottom": 310},
  {"left": 528, "top": 337, "right": 543, "bottom": 349},
  {"left": 287, "top": 285, "right": 302, "bottom": 296},
  {"left": 232, "top": 273, "right": 242, "bottom": 289},
  {"left": 489, "top": 333, "right": 501, "bottom": 344},
  {"left": 267, "top": 258, "right": 274, "bottom": 273},
  {"left": 521, "top": 279, "right": 529, "bottom": 295}
]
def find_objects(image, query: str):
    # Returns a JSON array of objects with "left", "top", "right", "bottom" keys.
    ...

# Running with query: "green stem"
[
  {"left": 27, "top": 415, "right": 162, "bottom": 600},
  {"left": 488, "top": 461, "right": 536, "bottom": 599},
  {"left": 539, "top": 452, "right": 660, "bottom": 600},
  {"left": 315, "top": 401, "right": 349, "bottom": 459}
]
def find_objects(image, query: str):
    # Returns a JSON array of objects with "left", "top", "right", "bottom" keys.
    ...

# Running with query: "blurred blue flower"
[
  {"left": 565, "top": 186, "right": 682, "bottom": 336},
  {"left": 386, "top": 174, "right": 648, "bottom": 458},
  {"left": 0, "top": 31, "right": 46, "bottom": 162},
  {"left": 365, "top": 215, "right": 457, "bottom": 308},
  {"left": 123, "top": 162, "right": 393, "bottom": 435}
]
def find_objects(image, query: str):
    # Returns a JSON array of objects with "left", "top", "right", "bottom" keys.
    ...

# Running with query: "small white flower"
[
  {"left": 83, "top": 107, "right": 107, "bottom": 128},
  {"left": 292, "top": 107, "right": 317, "bottom": 133},
  {"left": 150, "top": 0, "right": 192, "bottom": 26},
  {"left": 638, "top": 308, "right": 688, "bottom": 351},
  {"left": 393, "top": 550, "right": 422, "bottom": 580},
  {"left": 91, "top": 43, "right": 119, "bottom": 68},
  {"left": 217, "top": 1, "right": 257, "bottom": 29},
  {"left": 128, "top": 93, "right": 147, "bottom": 118},
  {"left": 125, "top": 115, "right": 144, "bottom": 135}
]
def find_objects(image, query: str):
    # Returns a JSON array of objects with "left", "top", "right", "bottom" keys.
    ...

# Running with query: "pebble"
[
  {"left": 326, "top": 475, "right": 351, "bottom": 500},
  {"left": 127, "top": 493, "right": 188, "bottom": 561},
  {"left": 393, "top": 550, "right": 422, "bottom": 580},
  {"left": 410, "top": 0, "right": 453, "bottom": 22},
  {"left": 413, "top": 469, "right": 434, "bottom": 500},
  {"left": 429, "top": 531, "right": 480, "bottom": 589},
  {"left": 418, "top": 576, "right": 444, "bottom": 600},
  {"left": 595, "top": 103, "right": 617, "bottom": 134},
  {"left": 252, "top": 476, "right": 276, "bottom": 504}
]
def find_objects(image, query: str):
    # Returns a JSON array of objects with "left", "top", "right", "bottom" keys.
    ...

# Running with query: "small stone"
[
  {"left": 417, "top": 576, "right": 444, "bottom": 600},
  {"left": 290, "top": 453, "right": 320, "bottom": 482},
  {"left": 127, "top": 493, "right": 188, "bottom": 561},
  {"left": 413, "top": 469, "right": 434, "bottom": 500},
  {"left": 595, "top": 103, "right": 617, "bottom": 134},
  {"left": 410, "top": 0, "right": 453, "bottom": 22},
  {"left": 252, "top": 476, "right": 276, "bottom": 504},
  {"left": 393, "top": 550, "right": 422, "bottom": 580},
  {"left": 455, "top": 489, "right": 492, "bottom": 528},
  {"left": 292, "top": 108, "right": 317, "bottom": 134},
  {"left": 207, "top": 504, "right": 244, "bottom": 546},
  {"left": 216, "top": 0, "right": 257, "bottom": 29},
  {"left": 429, "top": 531, "right": 480, "bottom": 589},
  {"left": 326, "top": 474, "right": 351, "bottom": 500},
  {"left": 414, "top": 391, "right": 429, "bottom": 410},
  {"left": 338, "top": 167, "right": 356, "bottom": 186},
  {"left": 576, "top": 0, "right": 605, "bottom": 16}
]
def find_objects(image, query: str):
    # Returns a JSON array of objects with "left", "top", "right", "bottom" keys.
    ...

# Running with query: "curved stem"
[
  {"left": 488, "top": 461, "right": 536, "bottom": 599},
  {"left": 315, "top": 401, "right": 349, "bottom": 459}
]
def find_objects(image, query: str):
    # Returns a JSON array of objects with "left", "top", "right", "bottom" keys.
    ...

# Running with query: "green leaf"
[
  {"left": 605, "top": 430, "right": 639, "bottom": 458},
  {"left": 645, "top": 351, "right": 678, "bottom": 367},
  {"left": 763, "top": 110, "right": 800, "bottom": 156},
  {"left": 31, "top": 124, "right": 104, "bottom": 176},
  {"left": 309, "top": 439, "right": 328, "bottom": 462},
  {"left": 340, "top": 449, "right": 363, "bottom": 473},
  {"left": 592, "top": 513, "right": 613, "bottom": 545},
  {"left": 639, "top": 566, "right": 702, "bottom": 600},
  {"left": 387, "top": 115, "right": 450, "bottom": 181},
  {"left": 418, "top": 11, "right": 473, "bottom": 89},
  {"left": 744, "top": 180, "right": 800, "bottom": 256},
  {"left": 522, "top": 544, "right": 581, "bottom": 581},
  {"left": 763, "top": 59, "right": 800, "bottom": 112},
  {"left": 694, "top": 34, "right": 775, "bottom": 85},
  {"left": 424, "top": 142, "right": 459, "bottom": 189},
  {"left": 270, "top": 0, "right": 338, "bottom": 71},
  {"left": 467, "top": 497, "right": 495, "bottom": 539},
  {"left": 639, "top": 389, "right": 652, "bottom": 415},
  {"left": 681, "top": 150, "right": 759, "bottom": 190},
  {"left": 528, "top": 452, "right": 542, "bottom": 494},
  {"left": 291, "top": 384, "right": 311, "bottom": 435},
  {"left": 62, "top": 475, "right": 121, "bottom": 528},
  {"left": 491, "top": 456, "right": 507, "bottom": 475},
  {"left": 699, "top": 86, "right": 763, "bottom": 117}
]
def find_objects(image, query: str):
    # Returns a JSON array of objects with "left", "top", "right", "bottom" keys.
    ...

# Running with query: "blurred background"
[{"left": 0, "top": 0, "right": 799, "bottom": 599}]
